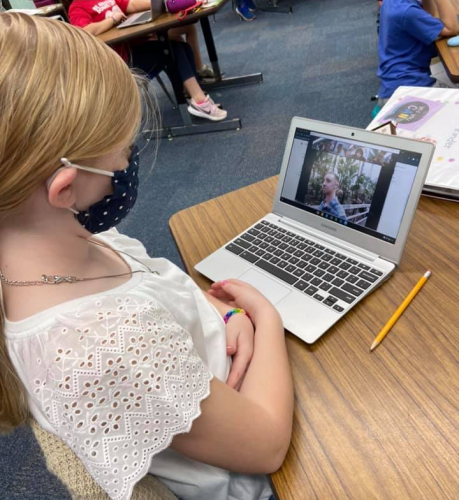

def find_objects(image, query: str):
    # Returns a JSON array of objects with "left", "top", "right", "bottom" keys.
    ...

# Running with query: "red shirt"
[{"left": 69, "top": 0, "right": 131, "bottom": 59}]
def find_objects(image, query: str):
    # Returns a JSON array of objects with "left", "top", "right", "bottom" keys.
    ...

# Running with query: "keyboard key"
[
  {"left": 294, "top": 280, "right": 308, "bottom": 291},
  {"left": 241, "top": 233, "right": 255, "bottom": 242},
  {"left": 313, "top": 250, "right": 324, "bottom": 257},
  {"left": 259, "top": 242, "right": 269, "bottom": 250},
  {"left": 337, "top": 270, "right": 349, "bottom": 279},
  {"left": 255, "top": 249, "right": 266, "bottom": 257},
  {"left": 305, "top": 240, "right": 315, "bottom": 246},
  {"left": 319, "top": 282, "right": 332, "bottom": 292},
  {"left": 297, "top": 243, "right": 307, "bottom": 250},
  {"left": 359, "top": 270, "right": 378, "bottom": 283},
  {"left": 254, "top": 223, "right": 266, "bottom": 230},
  {"left": 253, "top": 239, "right": 262, "bottom": 246},
  {"left": 333, "top": 305, "right": 345, "bottom": 312},
  {"left": 248, "top": 228, "right": 260, "bottom": 237},
  {"left": 342, "top": 283, "right": 364, "bottom": 297},
  {"left": 301, "top": 254, "right": 313, "bottom": 262},
  {"left": 346, "top": 274, "right": 359, "bottom": 284},
  {"left": 289, "top": 240, "right": 300, "bottom": 247},
  {"left": 281, "top": 252, "right": 291, "bottom": 260},
  {"left": 358, "top": 263, "right": 370, "bottom": 271},
  {"left": 325, "top": 295, "right": 337, "bottom": 304},
  {"left": 225, "top": 243, "right": 244, "bottom": 255},
  {"left": 297, "top": 260, "right": 307, "bottom": 269},
  {"left": 310, "top": 277, "right": 322, "bottom": 287},
  {"left": 315, "top": 244, "right": 325, "bottom": 250},
  {"left": 293, "top": 250, "right": 304, "bottom": 258},
  {"left": 329, "top": 287, "right": 355, "bottom": 304},
  {"left": 323, "top": 273, "right": 334, "bottom": 282},
  {"left": 279, "top": 243, "right": 288, "bottom": 250},
  {"left": 328, "top": 265, "right": 339, "bottom": 274},
  {"left": 286, "top": 246, "right": 296, "bottom": 254},
  {"left": 234, "top": 238, "right": 251, "bottom": 249},
  {"left": 305, "top": 264, "right": 316, "bottom": 273},
  {"left": 293, "top": 268, "right": 305, "bottom": 278},
  {"left": 370, "top": 268, "right": 383, "bottom": 277},
  {"left": 310, "top": 257, "right": 321, "bottom": 266},
  {"left": 336, "top": 253, "right": 347, "bottom": 260},
  {"left": 347, "top": 258, "right": 358, "bottom": 265},
  {"left": 289, "top": 256, "right": 300, "bottom": 265},
  {"left": 260, "top": 220, "right": 269, "bottom": 225},
  {"left": 266, "top": 245, "right": 276, "bottom": 253},
  {"left": 286, "top": 231, "right": 296, "bottom": 237},
  {"left": 348, "top": 266, "right": 360, "bottom": 275},
  {"left": 313, "top": 294, "right": 324, "bottom": 302},
  {"left": 282, "top": 236, "right": 292, "bottom": 243},
  {"left": 331, "top": 277, "right": 344, "bottom": 287},
  {"left": 255, "top": 260, "right": 298, "bottom": 285},
  {"left": 330, "top": 257, "right": 342, "bottom": 266},
  {"left": 318, "top": 261, "right": 330, "bottom": 270},
  {"left": 265, "top": 236, "right": 274, "bottom": 243},
  {"left": 324, "top": 248, "right": 336, "bottom": 255},
  {"left": 278, "top": 260, "right": 288, "bottom": 269},
  {"left": 356, "top": 279, "right": 371, "bottom": 290},
  {"left": 322, "top": 254, "right": 333, "bottom": 262},
  {"left": 248, "top": 245, "right": 258, "bottom": 253},
  {"left": 339, "top": 262, "right": 351, "bottom": 270},
  {"left": 303, "top": 273, "right": 313, "bottom": 282},
  {"left": 240, "top": 251, "right": 259, "bottom": 263},
  {"left": 277, "top": 227, "right": 286, "bottom": 233},
  {"left": 304, "top": 285, "right": 318, "bottom": 296},
  {"left": 285, "top": 264, "right": 296, "bottom": 273},
  {"left": 273, "top": 249, "right": 283, "bottom": 257},
  {"left": 270, "top": 256, "right": 280, "bottom": 265},
  {"left": 313, "top": 268, "right": 325, "bottom": 277},
  {"left": 272, "top": 238, "right": 282, "bottom": 246}
]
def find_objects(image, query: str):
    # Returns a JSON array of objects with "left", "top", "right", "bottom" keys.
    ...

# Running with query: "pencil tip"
[{"left": 370, "top": 341, "right": 378, "bottom": 351}]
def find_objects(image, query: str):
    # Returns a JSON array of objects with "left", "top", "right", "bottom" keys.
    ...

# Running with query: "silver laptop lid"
[{"left": 273, "top": 117, "right": 434, "bottom": 265}]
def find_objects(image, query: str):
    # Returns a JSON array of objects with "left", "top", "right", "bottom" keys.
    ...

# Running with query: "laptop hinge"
[{"left": 276, "top": 215, "right": 380, "bottom": 263}]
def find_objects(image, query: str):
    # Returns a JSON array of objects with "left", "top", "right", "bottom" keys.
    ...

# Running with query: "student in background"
[
  {"left": 66, "top": 0, "right": 227, "bottom": 121},
  {"left": 377, "top": 0, "right": 459, "bottom": 107},
  {"left": 0, "top": 13, "right": 293, "bottom": 500}
]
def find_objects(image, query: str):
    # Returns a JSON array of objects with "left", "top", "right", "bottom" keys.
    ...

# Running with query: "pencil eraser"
[{"left": 447, "top": 35, "right": 459, "bottom": 47}]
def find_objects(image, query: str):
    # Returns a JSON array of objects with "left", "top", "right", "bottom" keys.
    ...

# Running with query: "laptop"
[
  {"left": 195, "top": 117, "right": 435, "bottom": 344},
  {"left": 117, "top": 0, "right": 164, "bottom": 28}
]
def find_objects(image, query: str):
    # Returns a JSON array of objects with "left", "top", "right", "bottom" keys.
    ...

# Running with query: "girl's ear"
[{"left": 47, "top": 168, "right": 79, "bottom": 209}]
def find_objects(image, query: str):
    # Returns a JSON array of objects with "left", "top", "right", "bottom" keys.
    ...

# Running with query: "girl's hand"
[
  {"left": 208, "top": 279, "right": 280, "bottom": 326},
  {"left": 225, "top": 313, "right": 254, "bottom": 391},
  {"left": 112, "top": 11, "right": 127, "bottom": 24}
]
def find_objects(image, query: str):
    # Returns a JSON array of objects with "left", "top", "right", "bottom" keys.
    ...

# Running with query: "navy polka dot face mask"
[{"left": 60, "top": 146, "right": 140, "bottom": 234}]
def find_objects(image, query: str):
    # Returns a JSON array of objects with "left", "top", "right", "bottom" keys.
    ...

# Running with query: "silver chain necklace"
[{"left": 0, "top": 239, "right": 159, "bottom": 287}]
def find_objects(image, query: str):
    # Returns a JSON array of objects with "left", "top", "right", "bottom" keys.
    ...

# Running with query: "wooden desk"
[
  {"left": 98, "top": 0, "right": 262, "bottom": 138},
  {"left": 436, "top": 37, "right": 459, "bottom": 83},
  {"left": 170, "top": 177, "right": 459, "bottom": 500}
]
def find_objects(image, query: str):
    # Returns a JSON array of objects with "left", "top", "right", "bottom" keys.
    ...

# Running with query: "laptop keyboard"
[{"left": 225, "top": 220, "right": 384, "bottom": 312}]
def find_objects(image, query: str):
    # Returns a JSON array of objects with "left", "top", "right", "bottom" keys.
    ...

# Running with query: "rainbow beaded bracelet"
[{"left": 223, "top": 308, "right": 251, "bottom": 324}]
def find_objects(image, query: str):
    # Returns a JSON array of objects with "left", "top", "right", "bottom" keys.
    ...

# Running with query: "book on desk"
[{"left": 368, "top": 85, "right": 459, "bottom": 202}]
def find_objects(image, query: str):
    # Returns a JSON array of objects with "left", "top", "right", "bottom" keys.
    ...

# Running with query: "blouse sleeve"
[{"left": 28, "top": 293, "right": 213, "bottom": 500}]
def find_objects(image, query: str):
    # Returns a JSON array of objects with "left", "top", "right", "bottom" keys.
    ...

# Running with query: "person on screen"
[{"left": 318, "top": 173, "right": 347, "bottom": 220}]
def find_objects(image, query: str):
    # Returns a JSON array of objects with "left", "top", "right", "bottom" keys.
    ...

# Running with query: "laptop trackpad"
[{"left": 237, "top": 269, "right": 291, "bottom": 305}]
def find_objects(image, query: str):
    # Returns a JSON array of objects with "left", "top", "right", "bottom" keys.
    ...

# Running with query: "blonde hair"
[{"left": 0, "top": 13, "right": 143, "bottom": 432}]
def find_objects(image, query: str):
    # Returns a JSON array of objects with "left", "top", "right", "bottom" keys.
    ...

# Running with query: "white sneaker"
[{"left": 187, "top": 96, "right": 228, "bottom": 122}]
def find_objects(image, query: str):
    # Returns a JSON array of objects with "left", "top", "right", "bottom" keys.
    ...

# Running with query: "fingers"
[{"left": 226, "top": 329, "right": 254, "bottom": 390}]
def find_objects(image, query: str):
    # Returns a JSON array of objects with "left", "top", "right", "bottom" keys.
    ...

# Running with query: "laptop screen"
[{"left": 280, "top": 128, "right": 422, "bottom": 244}]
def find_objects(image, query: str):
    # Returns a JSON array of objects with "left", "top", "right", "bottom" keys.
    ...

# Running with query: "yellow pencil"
[{"left": 370, "top": 270, "right": 432, "bottom": 351}]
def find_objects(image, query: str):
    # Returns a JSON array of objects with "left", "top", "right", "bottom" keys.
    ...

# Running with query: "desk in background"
[
  {"left": 98, "top": 0, "right": 263, "bottom": 138},
  {"left": 169, "top": 176, "right": 459, "bottom": 500}
]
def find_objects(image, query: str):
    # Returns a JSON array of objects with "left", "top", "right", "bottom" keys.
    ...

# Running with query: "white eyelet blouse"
[{"left": 3, "top": 229, "right": 272, "bottom": 500}]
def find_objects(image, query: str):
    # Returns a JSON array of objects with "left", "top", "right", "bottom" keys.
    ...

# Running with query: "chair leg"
[{"left": 155, "top": 74, "right": 177, "bottom": 109}]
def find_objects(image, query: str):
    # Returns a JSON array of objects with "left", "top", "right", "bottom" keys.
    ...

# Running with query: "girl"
[
  {"left": 65, "top": 0, "right": 226, "bottom": 121},
  {"left": 0, "top": 13, "right": 293, "bottom": 500}
]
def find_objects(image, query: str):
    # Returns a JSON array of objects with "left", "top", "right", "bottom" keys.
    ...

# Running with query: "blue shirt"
[
  {"left": 318, "top": 198, "right": 347, "bottom": 220},
  {"left": 377, "top": 0, "right": 444, "bottom": 98}
]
